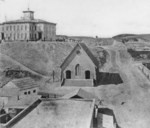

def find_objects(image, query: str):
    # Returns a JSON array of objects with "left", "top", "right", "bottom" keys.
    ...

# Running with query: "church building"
[{"left": 60, "top": 43, "right": 123, "bottom": 87}]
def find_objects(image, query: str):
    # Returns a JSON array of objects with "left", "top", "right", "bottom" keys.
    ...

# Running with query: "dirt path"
[{"left": 108, "top": 42, "right": 150, "bottom": 128}]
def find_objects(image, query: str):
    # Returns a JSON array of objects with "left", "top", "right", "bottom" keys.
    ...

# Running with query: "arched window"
[
  {"left": 33, "top": 90, "right": 36, "bottom": 93},
  {"left": 66, "top": 70, "right": 71, "bottom": 79},
  {"left": 28, "top": 91, "right": 30, "bottom": 94},
  {"left": 75, "top": 64, "right": 80, "bottom": 76},
  {"left": 85, "top": 70, "right": 90, "bottom": 79}
]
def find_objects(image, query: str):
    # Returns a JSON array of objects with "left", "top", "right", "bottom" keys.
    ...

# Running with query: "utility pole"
[{"left": 53, "top": 70, "right": 55, "bottom": 82}]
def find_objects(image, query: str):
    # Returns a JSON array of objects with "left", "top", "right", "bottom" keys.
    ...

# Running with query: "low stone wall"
[
  {"left": 63, "top": 79, "right": 94, "bottom": 87},
  {"left": 138, "top": 64, "right": 150, "bottom": 81}
]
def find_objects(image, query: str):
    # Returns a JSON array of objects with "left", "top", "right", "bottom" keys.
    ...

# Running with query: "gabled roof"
[
  {"left": 60, "top": 43, "right": 99, "bottom": 69},
  {"left": 2, "top": 81, "right": 18, "bottom": 89},
  {"left": 11, "top": 77, "right": 39, "bottom": 90},
  {"left": 61, "top": 88, "right": 99, "bottom": 100},
  {"left": 79, "top": 43, "right": 99, "bottom": 66}
]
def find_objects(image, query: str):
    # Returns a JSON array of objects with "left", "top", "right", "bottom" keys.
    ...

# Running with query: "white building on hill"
[{"left": 0, "top": 8, "right": 56, "bottom": 41}]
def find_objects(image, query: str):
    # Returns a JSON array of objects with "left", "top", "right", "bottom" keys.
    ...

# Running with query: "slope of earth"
[
  {"left": 100, "top": 41, "right": 150, "bottom": 128},
  {"left": 127, "top": 49, "right": 150, "bottom": 62},
  {"left": 69, "top": 36, "right": 114, "bottom": 46},
  {"left": 113, "top": 33, "right": 150, "bottom": 64},
  {"left": 0, "top": 41, "right": 76, "bottom": 81},
  {"left": 113, "top": 34, "right": 137, "bottom": 39},
  {"left": 113, "top": 34, "right": 150, "bottom": 47},
  {"left": 134, "top": 34, "right": 150, "bottom": 42},
  {"left": 113, "top": 33, "right": 150, "bottom": 41},
  {"left": 1, "top": 39, "right": 150, "bottom": 127},
  {"left": 0, "top": 40, "right": 110, "bottom": 82},
  {"left": 41, "top": 41, "right": 150, "bottom": 128},
  {"left": 0, "top": 53, "right": 47, "bottom": 87}
]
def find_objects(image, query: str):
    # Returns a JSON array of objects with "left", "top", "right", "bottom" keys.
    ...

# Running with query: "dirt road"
[{"left": 107, "top": 42, "right": 150, "bottom": 128}]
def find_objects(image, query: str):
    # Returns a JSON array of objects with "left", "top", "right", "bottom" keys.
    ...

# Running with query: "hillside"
[
  {"left": 113, "top": 34, "right": 150, "bottom": 62},
  {"left": 1, "top": 38, "right": 150, "bottom": 128},
  {"left": 113, "top": 34, "right": 137, "bottom": 39},
  {"left": 0, "top": 53, "right": 46, "bottom": 87},
  {"left": 0, "top": 40, "right": 112, "bottom": 82},
  {"left": 0, "top": 41, "right": 76, "bottom": 80},
  {"left": 113, "top": 33, "right": 150, "bottom": 42},
  {"left": 113, "top": 33, "right": 150, "bottom": 46},
  {"left": 41, "top": 41, "right": 150, "bottom": 128}
]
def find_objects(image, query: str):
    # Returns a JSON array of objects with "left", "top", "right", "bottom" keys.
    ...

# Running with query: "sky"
[{"left": 0, "top": 0, "right": 150, "bottom": 37}]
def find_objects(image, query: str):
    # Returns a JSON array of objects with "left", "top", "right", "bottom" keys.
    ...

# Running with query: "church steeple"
[{"left": 23, "top": 8, "right": 34, "bottom": 20}]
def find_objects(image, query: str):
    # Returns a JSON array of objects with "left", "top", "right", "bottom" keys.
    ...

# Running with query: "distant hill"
[
  {"left": 56, "top": 35, "right": 96, "bottom": 43},
  {"left": 112, "top": 33, "right": 150, "bottom": 62},
  {"left": 113, "top": 33, "right": 150, "bottom": 42},
  {"left": 69, "top": 36, "right": 95, "bottom": 39},
  {"left": 113, "top": 34, "right": 137, "bottom": 39},
  {"left": 136, "top": 34, "right": 150, "bottom": 41}
]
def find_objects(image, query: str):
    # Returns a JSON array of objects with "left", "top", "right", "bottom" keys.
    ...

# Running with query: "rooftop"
[
  {"left": 23, "top": 8, "right": 34, "bottom": 13},
  {"left": 2, "top": 99, "right": 95, "bottom": 128},
  {"left": 1, "top": 8, "right": 56, "bottom": 25},
  {"left": 60, "top": 43, "right": 108, "bottom": 70},
  {"left": 61, "top": 88, "right": 99, "bottom": 100},
  {"left": 3, "top": 19, "right": 56, "bottom": 25},
  {"left": 11, "top": 77, "right": 40, "bottom": 90}
]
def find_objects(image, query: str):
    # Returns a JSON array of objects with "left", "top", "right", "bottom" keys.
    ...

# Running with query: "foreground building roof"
[{"left": 2, "top": 99, "right": 95, "bottom": 128}]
